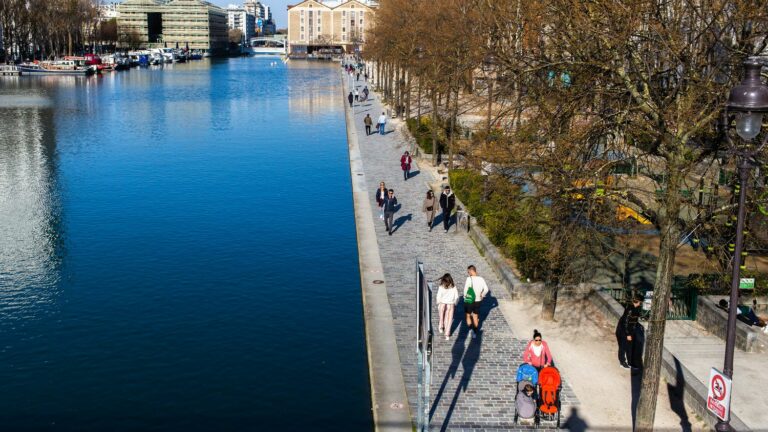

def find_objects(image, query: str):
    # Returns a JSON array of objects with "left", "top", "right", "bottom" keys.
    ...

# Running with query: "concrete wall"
[{"left": 696, "top": 295, "right": 767, "bottom": 353}]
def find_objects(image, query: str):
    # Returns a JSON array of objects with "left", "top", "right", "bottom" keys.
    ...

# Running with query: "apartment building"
[{"left": 286, "top": 0, "right": 377, "bottom": 58}]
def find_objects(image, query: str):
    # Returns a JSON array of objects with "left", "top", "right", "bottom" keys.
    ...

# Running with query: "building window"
[
  {"left": 342, "top": 27, "right": 346, "bottom": 32},
  {"left": 301, "top": 33, "right": 304, "bottom": 40},
  {"left": 317, "top": 26, "right": 321, "bottom": 32},
  {"left": 342, "top": 11, "right": 346, "bottom": 17},
  {"left": 343, "top": 34, "right": 347, "bottom": 41},
  {"left": 301, "top": 26, "right": 304, "bottom": 32}
]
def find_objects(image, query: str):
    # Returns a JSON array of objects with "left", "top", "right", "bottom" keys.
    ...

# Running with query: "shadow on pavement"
[
  {"left": 440, "top": 331, "right": 482, "bottom": 432},
  {"left": 562, "top": 407, "right": 590, "bottom": 432},
  {"left": 391, "top": 213, "right": 412, "bottom": 233},
  {"left": 667, "top": 357, "right": 692, "bottom": 432}
]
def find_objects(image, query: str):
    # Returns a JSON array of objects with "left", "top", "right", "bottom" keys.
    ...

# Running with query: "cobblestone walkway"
[{"left": 344, "top": 75, "right": 576, "bottom": 431}]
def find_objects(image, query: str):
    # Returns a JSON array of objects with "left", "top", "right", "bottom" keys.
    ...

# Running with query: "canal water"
[{"left": 0, "top": 58, "right": 372, "bottom": 431}]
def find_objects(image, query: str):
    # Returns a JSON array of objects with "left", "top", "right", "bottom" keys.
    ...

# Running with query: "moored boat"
[{"left": 18, "top": 61, "right": 95, "bottom": 76}]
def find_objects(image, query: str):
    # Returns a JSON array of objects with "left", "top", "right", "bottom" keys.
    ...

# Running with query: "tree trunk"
[
  {"left": 448, "top": 86, "right": 459, "bottom": 170},
  {"left": 417, "top": 78, "right": 422, "bottom": 122},
  {"left": 405, "top": 71, "right": 412, "bottom": 119},
  {"left": 431, "top": 90, "right": 439, "bottom": 166},
  {"left": 635, "top": 170, "right": 683, "bottom": 431},
  {"left": 68, "top": 31, "right": 73, "bottom": 56},
  {"left": 541, "top": 283, "right": 558, "bottom": 321}
]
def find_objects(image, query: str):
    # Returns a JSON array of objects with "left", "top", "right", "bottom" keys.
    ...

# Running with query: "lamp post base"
[{"left": 715, "top": 420, "right": 732, "bottom": 431}]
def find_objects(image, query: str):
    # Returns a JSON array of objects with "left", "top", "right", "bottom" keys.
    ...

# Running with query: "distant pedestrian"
[
  {"left": 437, "top": 273, "right": 459, "bottom": 340},
  {"left": 422, "top": 190, "right": 437, "bottom": 230},
  {"left": 356, "top": 72, "right": 360, "bottom": 81},
  {"left": 375, "top": 181, "right": 387, "bottom": 220},
  {"left": 523, "top": 329, "right": 554, "bottom": 370},
  {"left": 364, "top": 114, "right": 373, "bottom": 136},
  {"left": 400, "top": 151, "right": 412, "bottom": 180},
  {"left": 463, "top": 265, "right": 489, "bottom": 338},
  {"left": 383, "top": 189, "right": 398, "bottom": 235},
  {"left": 377, "top": 111, "right": 387, "bottom": 135},
  {"left": 439, "top": 185, "right": 456, "bottom": 232},
  {"left": 364, "top": 72, "right": 369, "bottom": 81},
  {"left": 354, "top": 88, "right": 359, "bottom": 102},
  {"left": 616, "top": 293, "right": 644, "bottom": 370},
  {"left": 363, "top": 86, "right": 369, "bottom": 99},
  {"left": 348, "top": 92, "right": 354, "bottom": 107}
]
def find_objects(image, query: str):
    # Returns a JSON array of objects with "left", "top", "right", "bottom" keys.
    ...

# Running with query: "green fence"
[{"left": 604, "top": 277, "right": 698, "bottom": 320}]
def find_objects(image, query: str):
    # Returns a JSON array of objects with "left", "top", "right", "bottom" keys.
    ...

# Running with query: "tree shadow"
[
  {"left": 391, "top": 213, "right": 412, "bottom": 233},
  {"left": 667, "top": 357, "right": 693, "bottom": 432},
  {"left": 562, "top": 407, "right": 590, "bottom": 432}
]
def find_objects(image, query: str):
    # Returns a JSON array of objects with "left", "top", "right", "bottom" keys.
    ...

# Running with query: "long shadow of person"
[
  {"left": 430, "top": 322, "right": 468, "bottom": 421},
  {"left": 477, "top": 294, "right": 499, "bottom": 333},
  {"left": 667, "top": 357, "right": 692, "bottom": 432},
  {"left": 391, "top": 214, "right": 412, "bottom": 233},
  {"left": 440, "top": 332, "right": 482, "bottom": 432}
]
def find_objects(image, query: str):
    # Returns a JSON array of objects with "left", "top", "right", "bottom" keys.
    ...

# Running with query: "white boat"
[
  {"left": 18, "top": 61, "right": 95, "bottom": 76},
  {"left": 160, "top": 48, "right": 176, "bottom": 63}
]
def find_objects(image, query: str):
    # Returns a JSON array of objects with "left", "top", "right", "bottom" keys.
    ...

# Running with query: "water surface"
[{"left": 0, "top": 58, "right": 371, "bottom": 431}]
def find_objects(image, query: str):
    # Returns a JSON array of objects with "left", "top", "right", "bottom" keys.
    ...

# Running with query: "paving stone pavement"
[{"left": 344, "top": 74, "right": 577, "bottom": 431}]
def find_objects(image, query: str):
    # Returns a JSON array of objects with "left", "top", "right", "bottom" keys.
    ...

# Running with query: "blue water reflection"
[{"left": 0, "top": 58, "right": 371, "bottom": 431}]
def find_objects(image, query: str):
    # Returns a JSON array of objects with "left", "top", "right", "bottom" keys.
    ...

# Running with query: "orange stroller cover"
[{"left": 538, "top": 366, "right": 561, "bottom": 415}]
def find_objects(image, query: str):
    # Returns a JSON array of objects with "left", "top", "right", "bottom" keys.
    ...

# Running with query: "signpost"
[
  {"left": 707, "top": 368, "right": 732, "bottom": 422},
  {"left": 739, "top": 278, "right": 755, "bottom": 290},
  {"left": 415, "top": 261, "right": 433, "bottom": 432}
]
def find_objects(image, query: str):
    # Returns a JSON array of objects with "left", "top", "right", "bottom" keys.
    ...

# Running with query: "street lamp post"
[
  {"left": 483, "top": 54, "right": 497, "bottom": 138},
  {"left": 716, "top": 58, "right": 768, "bottom": 432}
]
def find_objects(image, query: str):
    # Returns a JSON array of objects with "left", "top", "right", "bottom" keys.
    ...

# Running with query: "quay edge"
[{"left": 341, "top": 72, "right": 413, "bottom": 432}]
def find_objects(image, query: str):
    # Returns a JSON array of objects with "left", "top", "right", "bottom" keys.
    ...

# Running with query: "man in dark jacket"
[
  {"left": 348, "top": 92, "right": 354, "bottom": 107},
  {"left": 439, "top": 186, "right": 456, "bottom": 233},
  {"left": 364, "top": 114, "right": 373, "bottom": 136},
  {"left": 383, "top": 189, "right": 398, "bottom": 236},
  {"left": 616, "top": 293, "right": 644, "bottom": 369}
]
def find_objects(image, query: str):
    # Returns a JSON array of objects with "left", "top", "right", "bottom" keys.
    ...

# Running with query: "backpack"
[{"left": 464, "top": 277, "right": 475, "bottom": 304}]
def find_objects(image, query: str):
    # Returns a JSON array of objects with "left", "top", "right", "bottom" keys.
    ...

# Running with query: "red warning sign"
[{"left": 707, "top": 368, "right": 731, "bottom": 421}]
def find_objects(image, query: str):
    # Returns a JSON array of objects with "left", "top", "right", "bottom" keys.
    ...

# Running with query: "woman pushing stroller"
[{"left": 522, "top": 329, "right": 554, "bottom": 370}]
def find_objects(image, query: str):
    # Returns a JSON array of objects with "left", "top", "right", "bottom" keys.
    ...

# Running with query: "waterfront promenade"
[{"left": 344, "top": 74, "right": 577, "bottom": 431}]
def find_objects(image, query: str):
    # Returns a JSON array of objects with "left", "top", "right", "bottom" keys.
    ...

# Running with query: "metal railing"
[{"left": 603, "top": 278, "right": 698, "bottom": 320}]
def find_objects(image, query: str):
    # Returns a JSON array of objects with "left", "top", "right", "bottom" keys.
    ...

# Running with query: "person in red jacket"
[
  {"left": 400, "top": 151, "right": 412, "bottom": 181},
  {"left": 523, "top": 329, "right": 554, "bottom": 370}
]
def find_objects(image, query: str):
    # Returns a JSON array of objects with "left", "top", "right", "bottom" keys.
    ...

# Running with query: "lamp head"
[{"left": 728, "top": 59, "right": 768, "bottom": 141}]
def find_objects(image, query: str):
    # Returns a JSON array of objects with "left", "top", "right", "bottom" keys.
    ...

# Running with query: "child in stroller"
[{"left": 514, "top": 363, "right": 539, "bottom": 424}]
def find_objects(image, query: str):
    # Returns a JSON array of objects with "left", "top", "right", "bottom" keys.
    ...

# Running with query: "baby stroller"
[
  {"left": 514, "top": 363, "right": 539, "bottom": 426},
  {"left": 537, "top": 366, "right": 563, "bottom": 428}
]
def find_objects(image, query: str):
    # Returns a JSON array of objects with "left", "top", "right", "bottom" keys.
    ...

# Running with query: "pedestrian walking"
[
  {"left": 364, "top": 72, "right": 369, "bottom": 81},
  {"left": 383, "top": 189, "right": 398, "bottom": 236},
  {"left": 400, "top": 151, "right": 412, "bottom": 180},
  {"left": 616, "top": 293, "right": 644, "bottom": 370},
  {"left": 354, "top": 88, "right": 359, "bottom": 102},
  {"left": 439, "top": 185, "right": 456, "bottom": 232},
  {"left": 422, "top": 190, "right": 437, "bottom": 230},
  {"left": 437, "top": 273, "right": 459, "bottom": 340},
  {"left": 363, "top": 86, "right": 369, "bottom": 99},
  {"left": 348, "top": 92, "right": 354, "bottom": 107},
  {"left": 356, "top": 72, "right": 360, "bottom": 81},
  {"left": 364, "top": 114, "right": 373, "bottom": 136},
  {"left": 375, "top": 182, "right": 387, "bottom": 220},
  {"left": 523, "top": 329, "right": 554, "bottom": 370},
  {"left": 377, "top": 111, "right": 387, "bottom": 135},
  {"left": 463, "top": 265, "right": 489, "bottom": 338}
]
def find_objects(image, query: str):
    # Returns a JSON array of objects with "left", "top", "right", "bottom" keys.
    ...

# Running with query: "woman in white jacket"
[{"left": 436, "top": 273, "right": 459, "bottom": 340}]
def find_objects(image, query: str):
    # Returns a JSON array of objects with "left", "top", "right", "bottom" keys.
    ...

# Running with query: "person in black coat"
[
  {"left": 382, "top": 189, "right": 398, "bottom": 236},
  {"left": 439, "top": 186, "right": 456, "bottom": 232},
  {"left": 348, "top": 92, "right": 354, "bottom": 107},
  {"left": 616, "top": 293, "right": 644, "bottom": 369}
]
